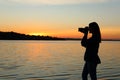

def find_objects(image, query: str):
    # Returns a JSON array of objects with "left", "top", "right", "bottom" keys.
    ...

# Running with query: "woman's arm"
[
  {"left": 81, "top": 27, "right": 89, "bottom": 47},
  {"left": 81, "top": 33, "right": 88, "bottom": 47}
]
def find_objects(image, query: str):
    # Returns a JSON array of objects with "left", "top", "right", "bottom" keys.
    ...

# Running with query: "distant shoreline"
[
  {"left": 0, "top": 40, "right": 120, "bottom": 41},
  {"left": 0, "top": 31, "right": 120, "bottom": 41}
]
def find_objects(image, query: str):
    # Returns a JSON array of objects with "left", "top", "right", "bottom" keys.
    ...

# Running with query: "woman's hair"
[{"left": 89, "top": 22, "right": 101, "bottom": 43}]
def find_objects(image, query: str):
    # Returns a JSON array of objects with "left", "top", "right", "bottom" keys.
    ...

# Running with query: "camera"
[{"left": 78, "top": 27, "right": 89, "bottom": 33}]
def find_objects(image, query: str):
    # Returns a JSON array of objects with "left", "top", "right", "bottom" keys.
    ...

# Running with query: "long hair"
[{"left": 89, "top": 22, "right": 101, "bottom": 43}]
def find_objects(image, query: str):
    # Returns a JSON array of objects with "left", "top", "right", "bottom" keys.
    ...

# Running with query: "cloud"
[{"left": 1, "top": 0, "right": 113, "bottom": 5}]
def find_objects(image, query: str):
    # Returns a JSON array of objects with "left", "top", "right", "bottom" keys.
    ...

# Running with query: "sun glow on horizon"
[{"left": 29, "top": 33, "right": 48, "bottom": 36}]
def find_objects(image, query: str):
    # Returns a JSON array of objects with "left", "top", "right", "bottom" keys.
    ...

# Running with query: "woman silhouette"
[{"left": 81, "top": 22, "right": 101, "bottom": 80}]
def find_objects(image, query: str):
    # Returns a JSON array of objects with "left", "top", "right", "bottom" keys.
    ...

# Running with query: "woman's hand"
[{"left": 84, "top": 27, "right": 89, "bottom": 35}]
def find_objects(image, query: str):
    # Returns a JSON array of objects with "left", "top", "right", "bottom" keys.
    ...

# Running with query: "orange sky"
[
  {"left": 101, "top": 27, "right": 120, "bottom": 40},
  {"left": 1, "top": 24, "right": 120, "bottom": 40}
]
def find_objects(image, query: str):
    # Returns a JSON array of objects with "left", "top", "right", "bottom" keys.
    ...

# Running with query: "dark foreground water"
[{"left": 0, "top": 40, "right": 120, "bottom": 80}]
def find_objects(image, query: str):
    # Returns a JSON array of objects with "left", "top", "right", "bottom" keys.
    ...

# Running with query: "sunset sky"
[{"left": 0, "top": 0, "right": 120, "bottom": 39}]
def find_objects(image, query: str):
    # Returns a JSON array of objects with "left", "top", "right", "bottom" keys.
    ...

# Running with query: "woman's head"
[{"left": 89, "top": 22, "right": 101, "bottom": 43}]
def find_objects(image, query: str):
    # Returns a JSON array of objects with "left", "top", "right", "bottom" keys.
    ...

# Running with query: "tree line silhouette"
[{"left": 0, "top": 31, "right": 65, "bottom": 40}]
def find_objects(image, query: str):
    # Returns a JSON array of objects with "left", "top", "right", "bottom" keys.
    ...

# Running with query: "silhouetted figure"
[{"left": 80, "top": 22, "right": 101, "bottom": 80}]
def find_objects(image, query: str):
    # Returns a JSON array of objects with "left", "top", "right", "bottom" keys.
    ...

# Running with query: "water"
[{"left": 0, "top": 40, "right": 120, "bottom": 80}]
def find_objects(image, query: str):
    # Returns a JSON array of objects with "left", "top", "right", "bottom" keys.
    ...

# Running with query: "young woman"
[{"left": 81, "top": 22, "right": 101, "bottom": 80}]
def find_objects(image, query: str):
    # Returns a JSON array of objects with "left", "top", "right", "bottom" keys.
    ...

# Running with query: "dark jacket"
[{"left": 81, "top": 36, "right": 101, "bottom": 64}]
